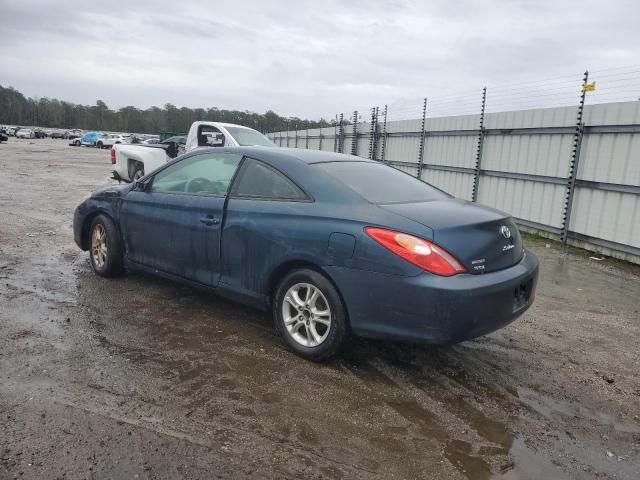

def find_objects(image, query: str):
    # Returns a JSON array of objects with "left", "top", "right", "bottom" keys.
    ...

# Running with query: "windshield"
[
  {"left": 225, "top": 126, "right": 275, "bottom": 147},
  {"left": 316, "top": 161, "right": 449, "bottom": 204}
]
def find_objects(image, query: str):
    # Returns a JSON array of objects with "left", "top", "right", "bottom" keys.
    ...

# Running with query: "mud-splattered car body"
[{"left": 74, "top": 147, "right": 538, "bottom": 344}]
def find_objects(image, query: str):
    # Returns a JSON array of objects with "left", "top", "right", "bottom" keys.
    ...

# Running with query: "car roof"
[
  {"left": 192, "top": 121, "right": 258, "bottom": 131},
  {"left": 206, "top": 146, "right": 374, "bottom": 165}
]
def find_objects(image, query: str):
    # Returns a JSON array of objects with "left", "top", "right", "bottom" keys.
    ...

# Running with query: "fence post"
[
  {"left": 319, "top": 127, "right": 323, "bottom": 151},
  {"left": 286, "top": 121, "right": 290, "bottom": 148},
  {"left": 338, "top": 113, "right": 345, "bottom": 153},
  {"left": 368, "top": 107, "right": 377, "bottom": 160},
  {"left": 561, "top": 70, "right": 589, "bottom": 246},
  {"left": 373, "top": 107, "right": 380, "bottom": 160},
  {"left": 294, "top": 128, "right": 298, "bottom": 148},
  {"left": 381, "top": 105, "right": 388, "bottom": 162},
  {"left": 351, "top": 111, "right": 359, "bottom": 156},
  {"left": 471, "top": 87, "right": 487, "bottom": 202},
  {"left": 417, "top": 97, "right": 428, "bottom": 179},
  {"left": 305, "top": 127, "right": 309, "bottom": 149}
]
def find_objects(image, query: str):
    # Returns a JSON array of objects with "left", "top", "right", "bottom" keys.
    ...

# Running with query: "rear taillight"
[
  {"left": 364, "top": 227, "right": 466, "bottom": 276},
  {"left": 110, "top": 148, "right": 116, "bottom": 164}
]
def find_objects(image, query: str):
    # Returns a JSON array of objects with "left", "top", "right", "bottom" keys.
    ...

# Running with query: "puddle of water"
[
  {"left": 492, "top": 438, "right": 572, "bottom": 480},
  {"left": 446, "top": 439, "right": 492, "bottom": 480},
  {"left": 347, "top": 360, "right": 501, "bottom": 480}
]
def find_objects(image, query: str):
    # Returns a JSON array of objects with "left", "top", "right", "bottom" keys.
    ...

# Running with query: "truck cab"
[{"left": 111, "top": 122, "right": 276, "bottom": 182}]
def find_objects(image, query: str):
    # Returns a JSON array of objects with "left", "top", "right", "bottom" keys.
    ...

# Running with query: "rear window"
[
  {"left": 316, "top": 162, "right": 449, "bottom": 204},
  {"left": 225, "top": 127, "right": 275, "bottom": 147}
]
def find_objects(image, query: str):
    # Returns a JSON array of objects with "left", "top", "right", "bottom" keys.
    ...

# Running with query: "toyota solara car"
[{"left": 74, "top": 147, "right": 538, "bottom": 361}]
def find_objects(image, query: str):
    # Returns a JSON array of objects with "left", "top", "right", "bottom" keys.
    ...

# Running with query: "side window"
[
  {"left": 151, "top": 152, "right": 242, "bottom": 195},
  {"left": 197, "top": 125, "right": 225, "bottom": 147},
  {"left": 231, "top": 158, "right": 307, "bottom": 200}
]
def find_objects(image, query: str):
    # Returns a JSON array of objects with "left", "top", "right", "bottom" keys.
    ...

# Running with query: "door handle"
[{"left": 200, "top": 216, "right": 220, "bottom": 226}]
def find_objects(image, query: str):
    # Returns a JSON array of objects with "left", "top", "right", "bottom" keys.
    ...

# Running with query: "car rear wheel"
[
  {"left": 96, "top": 141, "right": 103, "bottom": 149},
  {"left": 89, "top": 214, "right": 123, "bottom": 277},
  {"left": 74, "top": 139, "right": 81, "bottom": 146},
  {"left": 273, "top": 269, "right": 348, "bottom": 361},
  {"left": 132, "top": 168, "right": 145, "bottom": 181}
]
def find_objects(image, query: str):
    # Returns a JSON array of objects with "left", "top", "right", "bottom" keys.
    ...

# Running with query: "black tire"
[
  {"left": 96, "top": 141, "right": 103, "bottom": 149},
  {"left": 273, "top": 268, "right": 349, "bottom": 361},
  {"left": 88, "top": 214, "right": 124, "bottom": 277},
  {"left": 74, "top": 139, "right": 81, "bottom": 146},
  {"left": 132, "top": 167, "right": 145, "bottom": 181}
]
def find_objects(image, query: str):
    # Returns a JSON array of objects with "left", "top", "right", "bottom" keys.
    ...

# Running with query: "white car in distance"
[
  {"left": 16, "top": 128, "right": 35, "bottom": 139},
  {"left": 96, "top": 134, "right": 132, "bottom": 149}
]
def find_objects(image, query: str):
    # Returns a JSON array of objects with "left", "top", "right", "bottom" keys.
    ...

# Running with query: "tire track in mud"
[
  {"left": 338, "top": 352, "right": 494, "bottom": 479},
  {"left": 338, "top": 339, "right": 581, "bottom": 480}
]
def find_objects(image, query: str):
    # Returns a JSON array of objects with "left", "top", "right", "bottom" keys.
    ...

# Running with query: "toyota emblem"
[{"left": 500, "top": 226, "right": 512, "bottom": 239}]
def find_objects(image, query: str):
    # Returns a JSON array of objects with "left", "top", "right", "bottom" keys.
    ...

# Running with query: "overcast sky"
[{"left": 1, "top": 0, "right": 639, "bottom": 119}]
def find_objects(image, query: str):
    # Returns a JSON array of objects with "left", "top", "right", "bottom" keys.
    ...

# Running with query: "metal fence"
[{"left": 267, "top": 68, "right": 640, "bottom": 264}]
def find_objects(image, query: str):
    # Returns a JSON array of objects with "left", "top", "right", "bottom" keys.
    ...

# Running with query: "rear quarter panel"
[{"left": 220, "top": 197, "right": 431, "bottom": 302}]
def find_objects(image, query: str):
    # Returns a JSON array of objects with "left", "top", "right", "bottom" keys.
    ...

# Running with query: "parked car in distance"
[
  {"left": 112, "top": 122, "right": 274, "bottom": 182},
  {"left": 65, "top": 129, "right": 83, "bottom": 140},
  {"left": 74, "top": 147, "right": 539, "bottom": 361},
  {"left": 71, "top": 131, "right": 103, "bottom": 147},
  {"left": 96, "top": 134, "right": 132, "bottom": 149},
  {"left": 142, "top": 138, "right": 160, "bottom": 144},
  {"left": 34, "top": 128, "right": 48, "bottom": 139},
  {"left": 16, "top": 128, "right": 35, "bottom": 139},
  {"left": 50, "top": 129, "right": 67, "bottom": 139}
]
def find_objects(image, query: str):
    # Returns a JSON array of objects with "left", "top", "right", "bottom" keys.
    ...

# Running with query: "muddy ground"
[{"left": 0, "top": 138, "right": 639, "bottom": 480}]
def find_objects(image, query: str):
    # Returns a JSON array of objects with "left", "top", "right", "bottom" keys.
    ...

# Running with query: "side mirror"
[{"left": 133, "top": 179, "right": 149, "bottom": 191}]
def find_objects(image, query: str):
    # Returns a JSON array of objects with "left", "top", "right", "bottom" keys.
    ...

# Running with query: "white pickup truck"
[{"left": 111, "top": 121, "right": 276, "bottom": 182}]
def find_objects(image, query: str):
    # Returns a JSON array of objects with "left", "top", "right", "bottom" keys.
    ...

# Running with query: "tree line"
[{"left": 0, "top": 85, "right": 334, "bottom": 134}]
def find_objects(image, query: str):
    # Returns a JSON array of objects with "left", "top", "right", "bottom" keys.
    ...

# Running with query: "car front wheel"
[
  {"left": 89, "top": 214, "right": 123, "bottom": 277},
  {"left": 274, "top": 269, "right": 349, "bottom": 361}
]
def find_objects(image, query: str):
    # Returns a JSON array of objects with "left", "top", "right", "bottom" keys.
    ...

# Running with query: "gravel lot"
[{"left": 1, "top": 138, "right": 639, "bottom": 480}]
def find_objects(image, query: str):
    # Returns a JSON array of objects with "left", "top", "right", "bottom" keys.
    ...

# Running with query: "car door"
[
  {"left": 120, "top": 151, "right": 243, "bottom": 286},
  {"left": 221, "top": 158, "right": 313, "bottom": 297}
]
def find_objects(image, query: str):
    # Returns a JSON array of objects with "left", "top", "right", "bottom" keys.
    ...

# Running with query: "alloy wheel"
[
  {"left": 91, "top": 224, "right": 108, "bottom": 269},
  {"left": 282, "top": 283, "right": 332, "bottom": 347}
]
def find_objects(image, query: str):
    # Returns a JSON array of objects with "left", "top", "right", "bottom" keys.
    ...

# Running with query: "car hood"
[{"left": 380, "top": 199, "right": 523, "bottom": 274}]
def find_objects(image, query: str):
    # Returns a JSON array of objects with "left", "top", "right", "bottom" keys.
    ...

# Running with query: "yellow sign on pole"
[{"left": 582, "top": 81, "right": 596, "bottom": 93}]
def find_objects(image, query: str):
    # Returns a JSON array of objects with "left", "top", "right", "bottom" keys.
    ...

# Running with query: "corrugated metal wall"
[{"left": 268, "top": 101, "right": 640, "bottom": 264}]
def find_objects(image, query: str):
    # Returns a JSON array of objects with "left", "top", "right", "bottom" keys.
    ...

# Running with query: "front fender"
[{"left": 73, "top": 192, "right": 125, "bottom": 250}]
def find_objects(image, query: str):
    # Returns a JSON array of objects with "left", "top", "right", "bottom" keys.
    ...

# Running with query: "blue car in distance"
[
  {"left": 73, "top": 147, "right": 538, "bottom": 361},
  {"left": 71, "top": 131, "right": 104, "bottom": 147}
]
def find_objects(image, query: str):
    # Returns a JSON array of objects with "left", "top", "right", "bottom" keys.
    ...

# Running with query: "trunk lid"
[{"left": 380, "top": 199, "right": 523, "bottom": 274}]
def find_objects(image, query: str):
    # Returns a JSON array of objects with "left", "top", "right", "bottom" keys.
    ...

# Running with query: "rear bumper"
[{"left": 325, "top": 249, "right": 539, "bottom": 344}]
